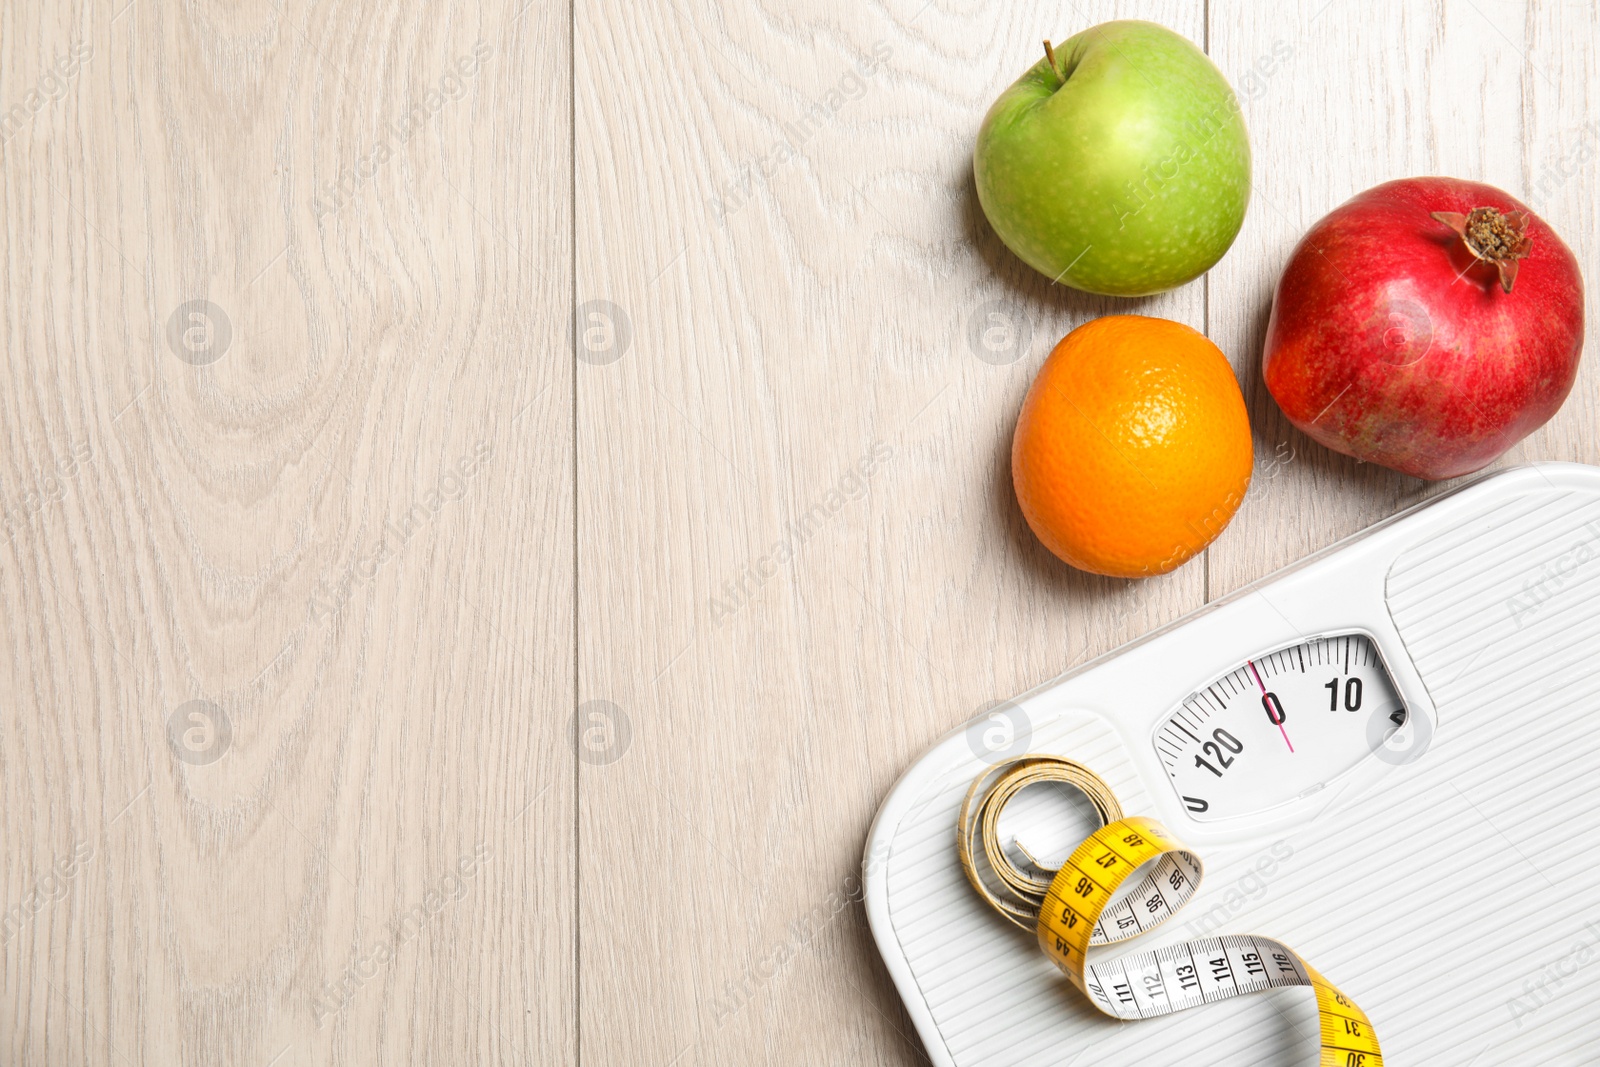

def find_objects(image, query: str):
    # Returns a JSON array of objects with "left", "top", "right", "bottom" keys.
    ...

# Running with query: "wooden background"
[{"left": 2, "top": 0, "right": 1594, "bottom": 1063}]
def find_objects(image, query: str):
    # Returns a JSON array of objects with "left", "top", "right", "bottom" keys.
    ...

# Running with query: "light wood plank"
[
  {"left": 1208, "top": 0, "right": 1600, "bottom": 596},
  {"left": 577, "top": 3, "right": 1209, "bottom": 1063},
  {"left": 0, "top": 2, "right": 572, "bottom": 1063},
  {"left": 1520, "top": 0, "right": 1600, "bottom": 467}
]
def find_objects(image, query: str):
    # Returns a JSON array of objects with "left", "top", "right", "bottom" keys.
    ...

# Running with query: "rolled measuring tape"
[{"left": 958, "top": 756, "right": 1382, "bottom": 1067}]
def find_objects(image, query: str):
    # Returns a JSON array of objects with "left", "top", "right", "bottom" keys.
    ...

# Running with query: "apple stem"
[{"left": 1043, "top": 39, "right": 1060, "bottom": 83}]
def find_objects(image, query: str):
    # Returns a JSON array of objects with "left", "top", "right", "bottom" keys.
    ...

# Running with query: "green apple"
[{"left": 975, "top": 21, "right": 1250, "bottom": 297}]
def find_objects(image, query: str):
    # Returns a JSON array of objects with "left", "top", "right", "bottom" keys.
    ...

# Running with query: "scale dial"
[{"left": 1154, "top": 632, "right": 1407, "bottom": 822}]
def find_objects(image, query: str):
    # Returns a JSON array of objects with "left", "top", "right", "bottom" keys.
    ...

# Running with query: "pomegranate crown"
[{"left": 1430, "top": 206, "right": 1533, "bottom": 294}]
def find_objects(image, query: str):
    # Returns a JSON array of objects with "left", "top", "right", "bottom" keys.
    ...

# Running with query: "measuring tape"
[{"left": 958, "top": 756, "right": 1382, "bottom": 1067}]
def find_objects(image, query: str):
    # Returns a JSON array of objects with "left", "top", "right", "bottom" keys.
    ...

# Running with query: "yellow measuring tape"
[{"left": 958, "top": 756, "right": 1382, "bottom": 1067}]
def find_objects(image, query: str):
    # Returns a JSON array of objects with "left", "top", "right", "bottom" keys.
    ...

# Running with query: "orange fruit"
[{"left": 1012, "top": 315, "right": 1253, "bottom": 578}]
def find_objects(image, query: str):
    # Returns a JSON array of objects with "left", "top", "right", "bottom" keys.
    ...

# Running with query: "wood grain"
[
  {"left": 4, "top": 0, "right": 1598, "bottom": 1064},
  {"left": 1207, "top": 0, "right": 1600, "bottom": 595},
  {"left": 576, "top": 2, "right": 1209, "bottom": 1065},
  {"left": 0, "top": 1, "right": 572, "bottom": 1064}
]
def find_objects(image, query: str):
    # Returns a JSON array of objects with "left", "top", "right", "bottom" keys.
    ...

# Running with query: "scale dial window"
[{"left": 1153, "top": 632, "right": 1407, "bottom": 822}]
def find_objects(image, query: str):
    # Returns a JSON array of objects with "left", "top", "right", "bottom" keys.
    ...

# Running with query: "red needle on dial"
[{"left": 1248, "top": 659, "right": 1294, "bottom": 752}]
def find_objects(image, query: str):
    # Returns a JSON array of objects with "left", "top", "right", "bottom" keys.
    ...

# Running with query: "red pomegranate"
[{"left": 1263, "top": 177, "right": 1584, "bottom": 480}]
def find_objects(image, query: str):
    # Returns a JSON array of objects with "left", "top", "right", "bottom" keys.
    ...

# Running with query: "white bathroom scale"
[{"left": 864, "top": 462, "right": 1600, "bottom": 1066}]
